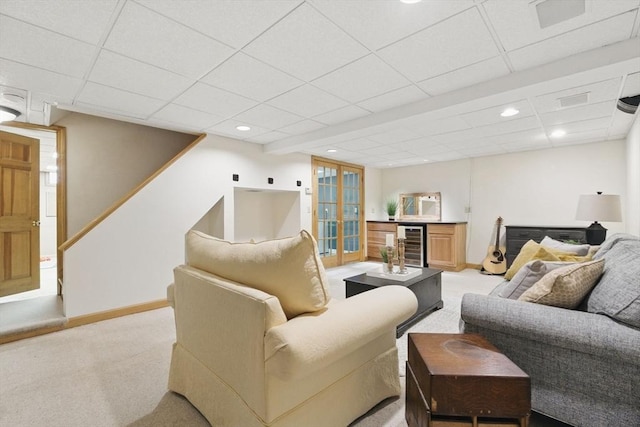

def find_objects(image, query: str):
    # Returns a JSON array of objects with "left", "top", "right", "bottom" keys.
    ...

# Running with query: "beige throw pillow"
[
  {"left": 498, "top": 260, "right": 576, "bottom": 300},
  {"left": 186, "top": 230, "right": 331, "bottom": 319},
  {"left": 518, "top": 259, "right": 604, "bottom": 309}
]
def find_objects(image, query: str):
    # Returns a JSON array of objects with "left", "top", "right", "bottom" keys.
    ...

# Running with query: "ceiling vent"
[
  {"left": 558, "top": 92, "right": 589, "bottom": 108},
  {"left": 617, "top": 95, "right": 640, "bottom": 114},
  {"left": 535, "top": 0, "right": 586, "bottom": 29}
]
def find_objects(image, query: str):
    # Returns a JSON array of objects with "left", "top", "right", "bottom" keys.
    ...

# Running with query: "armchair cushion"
[
  {"left": 186, "top": 230, "right": 331, "bottom": 319},
  {"left": 264, "top": 285, "right": 417, "bottom": 381}
]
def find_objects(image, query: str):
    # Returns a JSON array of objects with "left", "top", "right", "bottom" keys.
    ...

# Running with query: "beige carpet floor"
[{"left": 0, "top": 264, "right": 569, "bottom": 426}]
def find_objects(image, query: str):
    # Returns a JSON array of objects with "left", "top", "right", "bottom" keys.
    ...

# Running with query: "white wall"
[
  {"left": 626, "top": 114, "right": 640, "bottom": 236},
  {"left": 39, "top": 172, "right": 57, "bottom": 256},
  {"left": 234, "top": 189, "right": 301, "bottom": 242},
  {"left": 63, "top": 134, "right": 312, "bottom": 318},
  {"left": 380, "top": 140, "right": 627, "bottom": 265}
]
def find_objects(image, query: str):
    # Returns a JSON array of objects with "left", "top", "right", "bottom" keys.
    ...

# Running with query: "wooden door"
[
  {"left": 0, "top": 131, "right": 40, "bottom": 297},
  {"left": 312, "top": 157, "right": 364, "bottom": 268}
]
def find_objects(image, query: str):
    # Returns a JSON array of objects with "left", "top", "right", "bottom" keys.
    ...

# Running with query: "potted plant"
[{"left": 386, "top": 199, "right": 398, "bottom": 221}]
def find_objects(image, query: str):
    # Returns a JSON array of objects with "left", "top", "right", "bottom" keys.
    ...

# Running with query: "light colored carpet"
[{"left": 0, "top": 264, "right": 567, "bottom": 427}]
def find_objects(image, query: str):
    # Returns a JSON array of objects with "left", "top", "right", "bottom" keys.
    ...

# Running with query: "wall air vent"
[
  {"left": 558, "top": 92, "right": 589, "bottom": 108},
  {"left": 617, "top": 95, "right": 640, "bottom": 114},
  {"left": 535, "top": 0, "right": 586, "bottom": 29}
]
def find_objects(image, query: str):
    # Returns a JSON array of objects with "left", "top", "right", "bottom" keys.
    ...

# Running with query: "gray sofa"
[{"left": 461, "top": 233, "right": 640, "bottom": 426}]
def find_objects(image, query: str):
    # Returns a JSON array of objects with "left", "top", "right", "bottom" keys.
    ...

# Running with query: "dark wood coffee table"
[
  {"left": 344, "top": 267, "right": 442, "bottom": 337},
  {"left": 406, "top": 333, "right": 531, "bottom": 427}
]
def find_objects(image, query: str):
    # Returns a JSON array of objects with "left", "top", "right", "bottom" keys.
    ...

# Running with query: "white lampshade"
[{"left": 576, "top": 194, "right": 622, "bottom": 222}]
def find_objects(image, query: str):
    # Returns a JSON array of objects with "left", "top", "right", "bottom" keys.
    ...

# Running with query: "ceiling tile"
[
  {"left": 333, "top": 138, "right": 381, "bottom": 151},
  {"left": 457, "top": 145, "right": 506, "bottom": 157},
  {"left": 76, "top": 82, "right": 166, "bottom": 118},
  {"left": 483, "top": 0, "right": 640, "bottom": 51},
  {"left": 418, "top": 56, "right": 511, "bottom": 96},
  {"left": 356, "top": 85, "right": 428, "bottom": 113},
  {"left": 408, "top": 116, "right": 472, "bottom": 136},
  {"left": 0, "top": 59, "right": 82, "bottom": 101},
  {"left": 136, "top": 0, "right": 301, "bottom": 48},
  {"left": 0, "top": 16, "right": 95, "bottom": 78},
  {"left": 533, "top": 77, "right": 622, "bottom": 113},
  {"left": 368, "top": 128, "right": 423, "bottom": 144},
  {"left": 551, "top": 128, "right": 609, "bottom": 145},
  {"left": 0, "top": 0, "right": 118, "bottom": 44},
  {"left": 461, "top": 99, "right": 535, "bottom": 127},
  {"left": 268, "top": 84, "right": 349, "bottom": 117},
  {"left": 378, "top": 8, "right": 500, "bottom": 82},
  {"left": 246, "top": 131, "right": 291, "bottom": 144},
  {"left": 174, "top": 82, "right": 258, "bottom": 118},
  {"left": 104, "top": 1, "right": 234, "bottom": 79},
  {"left": 431, "top": 127, "right": 481, "bottom": 144},
  {"left": 313, "top": 54, "right": 411, "bottom": 103},
  {"left": 243, "top": 3, "right": 369, "bottom": 81},
  {"left": 622, "top": 71, "right": 640, "bottom": 97},
  {"left": 201, "top": 53, "right": 303, "bottom": 102},
  {"left": 309, "top": 0, "right": 474, "bottom": 50},
  {"left": 478, "top": 115, "right": 541, "bottom": 137},
  {"left": 486, "top": 129, "right": 549, "bottom": 146},
  {"left": 508, "top": 12, "right": 637, "bottom": 71},
  {"left": 279, "top": 119, "right": 326, "bottom": 134},
  {"left": 312, "top": 105, "right": 371, "bottom": 125},
  {"left": 549, "top": 116, "right": 612, "bottom": 134},
  {"left": 149, "top": 103, "right": 224, "bottom": 130},
  {"left": 206, "top": 119, "right": 271, "bottom": 140},
  {"left": 540, "top": 100, "right": 616, "bottom": 126},
  {"left": 232, "top": 104, "right": 304, "bottom": 129},
  {"left": 89, "top": 50, "right": 194, "bottom": 101}
]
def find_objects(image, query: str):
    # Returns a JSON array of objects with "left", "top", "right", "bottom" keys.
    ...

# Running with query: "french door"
[{"left": 312, "top": 157, "right": 364, "bottom": 268}]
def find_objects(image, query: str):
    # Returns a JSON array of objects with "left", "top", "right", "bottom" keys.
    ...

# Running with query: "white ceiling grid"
[{"left": 0, "top": 0, "right": 639, "bottom": 168}]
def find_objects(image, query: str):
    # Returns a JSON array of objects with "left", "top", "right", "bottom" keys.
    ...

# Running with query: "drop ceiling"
[{"left": 1, "top": 0, "right": 639, "bottom": 168}]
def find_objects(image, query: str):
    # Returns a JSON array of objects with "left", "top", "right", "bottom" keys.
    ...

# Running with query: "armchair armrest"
[
  {"left": 265, "top": 285, "right": 417, "bottom": 380},
  {"left": 460, "top": 293, "right": 640, "bottom": 364}
]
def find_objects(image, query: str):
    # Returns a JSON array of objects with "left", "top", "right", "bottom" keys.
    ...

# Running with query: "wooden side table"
[{"left": 406, "top": 333, "right": 530, "bottom": 427}]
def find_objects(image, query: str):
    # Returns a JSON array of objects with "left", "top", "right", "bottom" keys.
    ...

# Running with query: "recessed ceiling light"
[
  {"left": 500, "top": 107, "right": 519, "bottom": 117},
  {"left": 0, "top": 106, "right": 20, "bottom": 122},
  {"left": 327, "top": 149, "right": 337, "bottom": 153},
  {"left": 236, "top": 125, "right": 251, "bottom": 131},
  {"left": 551, "top": 129, "right": 566, "bottom": 138}
]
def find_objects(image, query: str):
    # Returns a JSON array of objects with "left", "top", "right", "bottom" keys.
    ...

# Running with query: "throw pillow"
[
  {"left": 540, "top": 236, "right": 590, "bottom": 256},
  {"left": 505, "top": 240, "right": 592, "bottom": 280},
  {"left": 504, "top": 240, "right": 561, "bottom": 280},
  {"left": 588, "top": 237, "right": 640, "bottom": 328},
  {"left": 498, "top": 260, "right": 576, "bottom": 300},
  {"left": 186, "top": 229, "right": 331, "bottom": 319},
  {"left": 518, "top": 259, "right": 605, "bottom": 309}
]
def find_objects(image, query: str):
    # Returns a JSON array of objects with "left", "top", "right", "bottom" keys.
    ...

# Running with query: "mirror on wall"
[{"left": 399, "top": 192, "right": 441, "bottom": 221}]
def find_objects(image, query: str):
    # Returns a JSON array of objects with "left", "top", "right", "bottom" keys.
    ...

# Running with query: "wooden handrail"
[{"left": 60, "top": 133, "right": 206, "bottom": 251}]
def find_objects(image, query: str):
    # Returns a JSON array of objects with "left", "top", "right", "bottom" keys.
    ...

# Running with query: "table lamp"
[{"left": 575, "top": 192, "right": 622, "bottom": 245}]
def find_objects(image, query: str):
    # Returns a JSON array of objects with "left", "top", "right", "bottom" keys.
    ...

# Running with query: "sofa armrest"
[
  {"left": 460, "top": 293, "right": 640, "bottom": 364},
  {"left": 265, "top": 285, "right": 417, "bottom": 380}
]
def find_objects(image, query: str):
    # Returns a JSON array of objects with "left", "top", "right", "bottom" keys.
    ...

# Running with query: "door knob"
[{"left": 32, "top": 220, "right": 41, "bottom": 227}]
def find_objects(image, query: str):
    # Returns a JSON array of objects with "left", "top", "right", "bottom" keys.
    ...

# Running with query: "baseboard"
[
  {"left": 66, "top": 299, "right": 169, "bottom": 328},
  {"left": 0, "top": 299, "right": 169, "bottom": 345}
]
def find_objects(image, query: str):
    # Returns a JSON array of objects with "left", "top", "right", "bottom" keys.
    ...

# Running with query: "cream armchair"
[{"left": 167, "top": 230, "right": 417, "bottom": 427}]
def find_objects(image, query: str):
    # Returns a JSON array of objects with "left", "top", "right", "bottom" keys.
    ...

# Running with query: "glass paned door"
[{"left": 312, "top": 158, "right": 363, "bottom": 267}]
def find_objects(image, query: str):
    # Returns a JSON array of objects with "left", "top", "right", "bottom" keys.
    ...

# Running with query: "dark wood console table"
[
  {"left": 344, "top": 267, "right": 442, "bottom": 337},
  {"left": 505, "top": 226, "right": 587, "bottom": 268}
]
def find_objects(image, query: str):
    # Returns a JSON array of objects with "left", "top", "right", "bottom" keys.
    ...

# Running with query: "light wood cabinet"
[
  {"left": 427, "top": 223, "right": 467, "bottom": 272},
  {"left": 366, "top": 222, "right": 397, "bottom": 262}
]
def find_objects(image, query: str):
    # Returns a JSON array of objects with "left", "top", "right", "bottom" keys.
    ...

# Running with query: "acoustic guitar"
[{"left": 482, "top": 216, "right": 507, "bottom": 275}]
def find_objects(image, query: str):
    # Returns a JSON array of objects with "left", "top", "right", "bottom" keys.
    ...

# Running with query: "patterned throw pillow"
[
  {"left": 518, "top": 259, "right": 605, "bottom": 309},
  {"left": 498, "top": 260, "right": 576, "bottom": 300}
]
